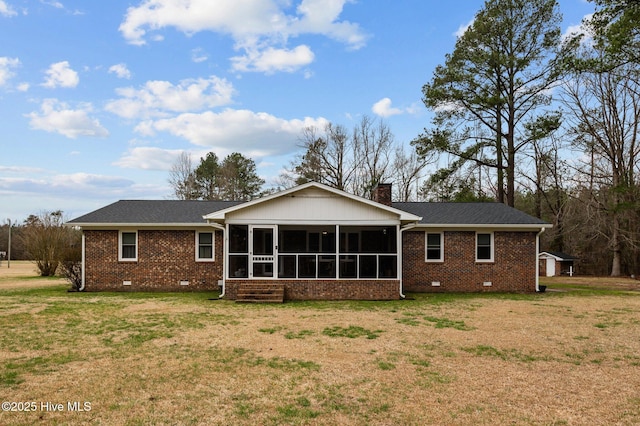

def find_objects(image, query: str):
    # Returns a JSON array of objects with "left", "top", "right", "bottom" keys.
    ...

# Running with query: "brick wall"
[
  {"left": 84, "top": 229, "right": 223, "bottom": 291},
  {"left": 225, "top": 279, "right": 400, "bottom": 300},
  {"left": 402, "top": 230, "right": 538, "bottom": 293}
]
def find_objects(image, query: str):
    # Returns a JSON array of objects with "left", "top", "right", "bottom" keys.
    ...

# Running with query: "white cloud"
[
  {"left": 0, "top": 1, "right": 16, "bottom": 17},
  {"left": 108, "top": 63, "right": 132, "bottom": 79},
  {"left": 0, "top": 172, "right": 134, "bottom": 196},
  {"left": 372, "top": 97, "right": 403, "bottom": 118},
  {"left": 136, "top": 108, "right": 329, "bottom": 157},
  {"left": 0, "top": 165, "right": 46, "bottom": 174},
  {"left": 105, "top": 75, "right": 235, "bottom": 119},
  {"left": 0, "top": 170, "right": 167, "bottom": 219},
  {"left": 231, "top": 44, "right": 314, "bottom": 73},
  {"left": 51, "top": 173, "right": 133, "bottom": 189},
  {"left": 191, "top": 47, "right": 208, "bottom": 63},
  {"left": 454, "top": 18, "right": 474, "bottom": 38},
  {"left": 119, "top": 0, "right": 367, "bottom": 73},
  {"left": 114, "top": 147, "right": 195, "bottom": 170},
  {"left": 27, "top": 98, "right": 109, "bottom": 139},
  {"left": 562, "top": 14, "right": 594, "bottom": 45},
  {"left": 291, "top": 0, "right": 367, "bottom": 49},
  {"left": 16, "top": 82, "right": 29, "bottom": 91},
  {"left": 42, "top": 61, "right": 79, "bottom": 88},
  {"left": 41, "top": 0, "right": 64, "bottom": 9},
  {"left": 372, "top": 98, "right": 422, "bottom": 118},
  {"left": 0, "top": 56, "right": 19, "bottom": 86},
  {"left": 434, "top": 100, "right": 463, "bottom": 113}
]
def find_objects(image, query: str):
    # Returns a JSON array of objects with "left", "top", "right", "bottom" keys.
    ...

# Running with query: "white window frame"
[
  {"left": 196, "top": 231, "right": 215, "bottom": 262},
  {"left": 119, "top": 230, "right": 138, "bottom": 262},
  {"left": 425, "top": 232, "right": 444, "bottom": 262},
  {"left": 475, "top": 232, "right": 494, "bottom": 263}
]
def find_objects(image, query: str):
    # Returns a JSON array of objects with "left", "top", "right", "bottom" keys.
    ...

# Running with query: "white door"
[
  {"left": 250, "top": 226, "right": 276, "bottom": 278},
  {"left": 546, "top": 258, "right": 556, "bottom": 277}
]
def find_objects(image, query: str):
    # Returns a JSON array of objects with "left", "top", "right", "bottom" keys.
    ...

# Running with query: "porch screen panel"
[
  {"left": 339, "top": 226, "right": 398, "bottom": 279},
  {"left": 229, "top": 225, "right": 248, "bottom": 278},
  {"left": 278, "top": 226, "right": 336, "bottom": 278}
]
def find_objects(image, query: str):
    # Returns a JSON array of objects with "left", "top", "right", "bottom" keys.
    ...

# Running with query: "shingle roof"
[
  {"left": 68, "top": 198, "right": 548, "bottom": 227},
  {"left": 392, "top": 202, "right": 548, "bottom": 225},
  {"left": 540, "top": 251, "right": 578, "bottom": 260},
  {"left": 67, "top": 200, "right": 241, "bottom": 225}
]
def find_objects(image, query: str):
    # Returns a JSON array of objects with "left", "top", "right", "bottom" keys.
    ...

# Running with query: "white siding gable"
[{"left": 226, "top": 187, "right": 399, "bottom": 224}]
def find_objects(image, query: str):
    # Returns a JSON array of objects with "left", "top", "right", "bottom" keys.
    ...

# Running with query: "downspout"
[
  {"left": 399, "top": 223, "right": 418, "bottom": 299},
  {"left": 79, "top": 232, "right": 86, "bottom": 291},
  {"left": 206, "top": 222, "right": 227, "bottom": 299},
  {"left": 536, "top": 227, "right": 545, "bottom": 292}
]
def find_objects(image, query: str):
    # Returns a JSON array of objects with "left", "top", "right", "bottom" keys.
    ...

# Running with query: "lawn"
[{"left": 1, "top": 262, "right": 639, "bottom": 425}]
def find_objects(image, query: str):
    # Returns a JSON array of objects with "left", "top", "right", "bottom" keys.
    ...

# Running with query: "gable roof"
[
  {"left": 203, "top": 181, "right": 422, "bottom": 224},
  {"left": 393, "top": 202, "right": 550, "bottom": 228},
  {"left": 67, "top": 200, "right": 241, "bottom": 227}
]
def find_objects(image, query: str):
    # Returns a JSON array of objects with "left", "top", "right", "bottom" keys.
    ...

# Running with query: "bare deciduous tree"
[
  {"left": 561, "top": 58, "right": 640, "bottom": 276},
  {"left": 168, "top": 151, "right": 198, "bottom": 200},
  {"left": 391, "top": 145, "right": 430, "bottom": 202},
  {"left": 351, "top": 116, "right": 394, "bottom": 197}
]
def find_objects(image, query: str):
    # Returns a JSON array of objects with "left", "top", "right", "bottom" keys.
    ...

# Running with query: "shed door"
[
  {"left": 546, "top": 258, "right": 556, "bottom": 277},
  {"left": 250, "top": 226, "right": 276, "bottom": 278}
]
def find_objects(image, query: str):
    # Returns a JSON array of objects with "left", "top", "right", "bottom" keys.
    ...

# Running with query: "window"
[
  {"left": 196, "top": 231, "right": 214, "bottom": 261},
  {"left": 425, "top": 232, "right": 443, "bottom": 262},
  {"left": 476, "top": 232, "right": 493, "bottom": 262},
  {"left": 119, "top": 231, "right": 137, "bottom": 261}
]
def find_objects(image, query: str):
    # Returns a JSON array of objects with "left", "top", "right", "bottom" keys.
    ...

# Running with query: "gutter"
[
  {"left": 536, "top": 227, "right": 545, "bottom": 292},
  {"left": 79, "top": 233, "right": 86, "bottom": 291}
]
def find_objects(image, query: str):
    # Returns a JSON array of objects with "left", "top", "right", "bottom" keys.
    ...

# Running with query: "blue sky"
[{"left": 0, "top": 0, "right": 594, "bottom": 221}]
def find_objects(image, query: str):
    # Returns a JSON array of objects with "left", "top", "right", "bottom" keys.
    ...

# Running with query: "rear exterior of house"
[{"left": 67, "top": 182, "right": 550, "bottom": 299}]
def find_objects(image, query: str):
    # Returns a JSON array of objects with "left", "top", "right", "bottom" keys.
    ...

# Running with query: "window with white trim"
[
  {"left": 119, "top": 231, "right": 137, "bottom": 261},
  {"left": 196, "top": 231, "right": 214, "bottom": 261},
  {"left": 425, "top": 232, "right": 444, "bottom": 262},
  {"left": 476, "top": 232, "right": 493, "bottom": 262}
]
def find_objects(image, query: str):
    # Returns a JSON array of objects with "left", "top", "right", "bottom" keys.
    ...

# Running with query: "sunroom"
[
  {"left": 226, "top": 224, "right": 398, "bottom": 280},
  {"left": 203, "top": 182, "right": 421, "bottom": 300}
]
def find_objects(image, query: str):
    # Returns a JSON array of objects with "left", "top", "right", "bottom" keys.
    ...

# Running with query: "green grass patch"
[
  {"left": 1, "top": 352, "right": 80, "bottom": 388},
  {"left": 258, "top": 326, "right": 283, "bottom": 334},
  {"left": 285, "top": 329, "right": 314, "bottom": 339},
  {"left": 377, "top": 360, "right": 396, "bottom": 370},
  {"left": 424, "top": 316, "right": 473, "bottom": 330},
  {"left": 322, "top": 325, "right": 383, "bottom": 339},
  {"left": 462, "top": 345, "right": 546, "bottom": 362}
]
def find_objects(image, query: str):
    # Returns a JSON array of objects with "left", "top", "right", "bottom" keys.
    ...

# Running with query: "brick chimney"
[{"left": 372, "top": 183, "right": 392, "bottom": 206}]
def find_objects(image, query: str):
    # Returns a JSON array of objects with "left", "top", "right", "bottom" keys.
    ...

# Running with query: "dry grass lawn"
[{"left": 1, "top": 261, "right": 639, "bottom": 425}]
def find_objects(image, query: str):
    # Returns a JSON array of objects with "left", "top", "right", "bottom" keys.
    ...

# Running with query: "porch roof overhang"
[{"left": 203, "top": 182, "right": 422, "bottom": 226}]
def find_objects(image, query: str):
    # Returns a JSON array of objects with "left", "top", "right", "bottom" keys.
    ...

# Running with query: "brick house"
[{"left": 67, "top": 182, "right": 550, "bottom": 300}]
